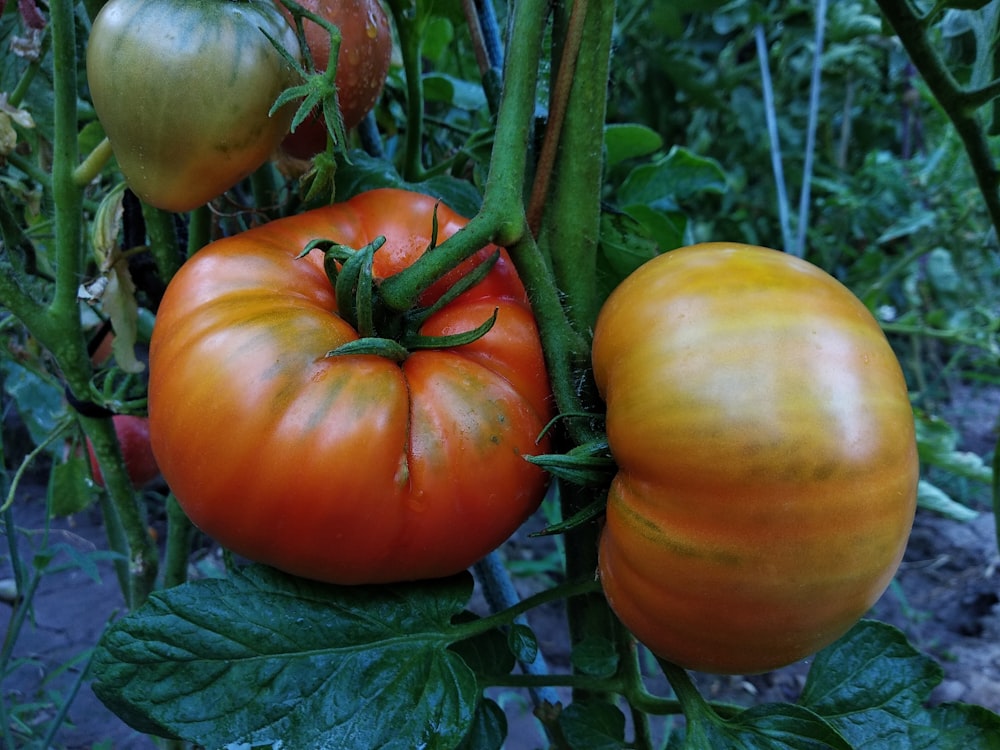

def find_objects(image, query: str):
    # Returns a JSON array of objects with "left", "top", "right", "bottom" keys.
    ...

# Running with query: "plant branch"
[
  {"left": 454, "top": 576, "right": 602, "bottom": 637},
  {"left": 383, "top": 0, "right": 430, "bottom": 182},
  {"left": 876, "top": 0, "right": 1000, "bottom": 236},
  {"left": 377, "top": 0, "right": 552, "bottom": 310},
  {"left": 533, "top": 0, "right": 615, "bottom": 339}
]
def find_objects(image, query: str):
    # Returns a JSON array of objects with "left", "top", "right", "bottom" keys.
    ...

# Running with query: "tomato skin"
[
  {"left": 86, "top": 0, "right": 301, "bottom": 212},
  {"left": 148, "top": 188, "right": 552, "bottom": 584},
  {"left": 279, "top": 0, "right": 392, "bottom": 158},
  {"left": 87, "top": 415, "right": 160, "bottom": 489},
  {"left": 592, "top": 243, "right": 918, "bottom": 675}
]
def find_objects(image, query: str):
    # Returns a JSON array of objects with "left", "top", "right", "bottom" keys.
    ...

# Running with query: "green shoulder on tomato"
[{"left": 87, "top": 0, "right": 301, "bottom": 212}]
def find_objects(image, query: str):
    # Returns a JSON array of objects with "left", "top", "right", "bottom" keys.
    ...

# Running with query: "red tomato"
[
  {"left": 88, "top": 415, "right": 161, "bottom": 488},
  {"left": 592, "top": 243, "right": 918, "bottom": 674},
  {"left": 280, "top": 0, "right": 392, "bottom": 158},
  {"left": 148, "top": 188, "right": 552, "bottom": 584}
]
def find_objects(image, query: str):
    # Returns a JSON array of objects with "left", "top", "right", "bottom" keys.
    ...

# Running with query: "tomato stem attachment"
[{"left": 404, "top": 249, "right": 500, "bottom": 328}]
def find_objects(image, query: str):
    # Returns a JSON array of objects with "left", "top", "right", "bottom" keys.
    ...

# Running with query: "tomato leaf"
[
  {"left": 558, "top": 701, "right": 627, "bottom": 750},
  {"left": 660, "top": 659, "right": 850, "bottom": 750},
  {"left": 455, "top": 698, "right": 506, "bottom": 750},
  {"left": 603, "top": 123, "right": 663, "bottom": 168},
  {"left": 617, "top": 145, "right": 728, "bottom": 209},
  {"left": 92, "top": 565, "right": 482, "bottom": 749},
  {"left": 800, "top": 619, "right": 1000, "bottom": 748}
]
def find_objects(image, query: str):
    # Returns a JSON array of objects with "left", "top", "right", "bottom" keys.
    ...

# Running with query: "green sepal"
[
  {"left": 529, "top": 495, "right": 607, "bottom": 537},
  {"left": 525, "top": 438, "right": 616, "bottom": 490},
  {"left": 325, "top": 337, "right": 409, "bottom": 362},
  {"left": 403, "top": 308, "right": 498, "bottom": 351}
]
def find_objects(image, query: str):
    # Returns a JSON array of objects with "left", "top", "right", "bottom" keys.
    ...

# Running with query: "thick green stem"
[
  {"left": 377, "top": 0, "right": 552, "bottom": 310},
  {"left": 535, "top": 0, "right": 615, "bottom": 337},
  {"left": 46, "top": 0, "right": 158, "bottom": 607},
  {"left": 534, "top": 0, "right": 618, "bottom": 708},
  {"left": 82, "top": 414, "right": 159, "bottom": 605}
]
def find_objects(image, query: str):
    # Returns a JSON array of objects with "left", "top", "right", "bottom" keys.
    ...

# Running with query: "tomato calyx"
[
  {"left": 302, "top": 232, "right": 501, "bottom": 361},
  {"left": 526, "top": 436, "right": 616, "bottom": 488},
  {"left": 268, "top": 0, "right": 347, "bottom": 157}
]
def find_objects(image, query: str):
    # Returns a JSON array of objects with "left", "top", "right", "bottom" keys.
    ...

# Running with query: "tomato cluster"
[
  {"left": 86, "top": 0, "right": 391, "bottom": 211},
  {"left": 592, "top": 243, "right": 918, "bottom": 674},
  {"left": 87, "top": 0, "right": 917, "bottom": 672}
]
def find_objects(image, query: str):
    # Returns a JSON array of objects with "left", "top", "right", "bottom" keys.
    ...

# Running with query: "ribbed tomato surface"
[
  {"left": 149, "top": 189, "right": 552, "bottom": 584},
  {"left": 593, "top": 242, "right": 917, "bottom": 674}
]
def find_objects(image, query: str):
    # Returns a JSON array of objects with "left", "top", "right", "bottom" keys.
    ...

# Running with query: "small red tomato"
[
  {"left": 88, "top": 415, "right": 161, "bottom": 488},
  {"left": 280, "top": 0, "right": 393, "bottom": 158}
]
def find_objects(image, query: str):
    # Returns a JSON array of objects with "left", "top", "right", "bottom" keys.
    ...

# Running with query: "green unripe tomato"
[{"left": 86, "top": 0, "right": 301, "bottom": 212}]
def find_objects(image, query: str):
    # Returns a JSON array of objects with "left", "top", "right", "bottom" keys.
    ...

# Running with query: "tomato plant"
[
  {"left": 147, "top": 188, "right": 552, "bottom": 584},
  {"left": 87, "top": 415, "right": 160, "bottom": 488},
  {"left": 593, "top": 242, "right": 920, "bottom": 674},
  {"left": 279, "top": 0, "right": 392, "bottom": 158},
  {"left": 86, "top": 0, "right": 301, "bottom": 212},
  {"left": 7, "top": 0, "right": 1000, "bottom": 746}
]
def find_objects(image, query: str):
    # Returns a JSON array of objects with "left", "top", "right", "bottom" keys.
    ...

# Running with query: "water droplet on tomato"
[{"left": 366, "top": 11, "right": 379, "bottom": 38}]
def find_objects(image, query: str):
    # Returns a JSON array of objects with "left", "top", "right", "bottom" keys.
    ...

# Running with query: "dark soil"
[{"left": 2, "top": 386, "right": 999, "bottom": 748}]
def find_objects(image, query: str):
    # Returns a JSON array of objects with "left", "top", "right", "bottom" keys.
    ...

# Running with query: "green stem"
[
  {"left": 384, "top": 0, "right": 430, "bottom": 182},
  {"left": 46, "top": 0, "right": 88, "bottom": 375},
  {"left": 187, "top": 204, "right": 213, "bottom": 258},
  {"left": 49, "top": 0, "right": 162, "bottom": 607},
  {"left": 453, "top": 576, "right": 602, "bottom": 638},
  {"left": 876, "top": 0, "right": 1000, "bottom": 237},
  {"left": 73, "top": 137, "right": 114, "bottom": 187},
  {"left": 377, "top": 0, "right": 550, "bottom": 311},
  {"left": 5, "top": 150, "right": 52, "bottom": 188},
  {"left": 82, "top": 413, "right": 158, "bottom": 606},
  {"left": 6, "top": 32, "right": 47, "bottom": 107},
  {"left": 163, "top": 495, "right": 195, "bottom": 589},
  {"left": 141, "top": 202, "right": 184, "bottom": 283},
  {"left": 535, "top": 0, "right": 615, "bottom": 337}
]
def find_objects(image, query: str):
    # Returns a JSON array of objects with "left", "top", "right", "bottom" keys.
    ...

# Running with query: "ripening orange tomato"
[{"left": 593, "top": 242, "right": 918, "bottom": 674}]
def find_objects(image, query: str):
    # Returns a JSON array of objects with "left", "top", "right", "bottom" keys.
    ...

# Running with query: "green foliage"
[
  {"left": 93, "top": 566, "right": 484, "bottom": 748},
  {"left": 91, "top": 566, "right": 1000, "bottom": 750},
  {"left": 4, "top": 0, "right": 1000, "bottom": 747}
]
